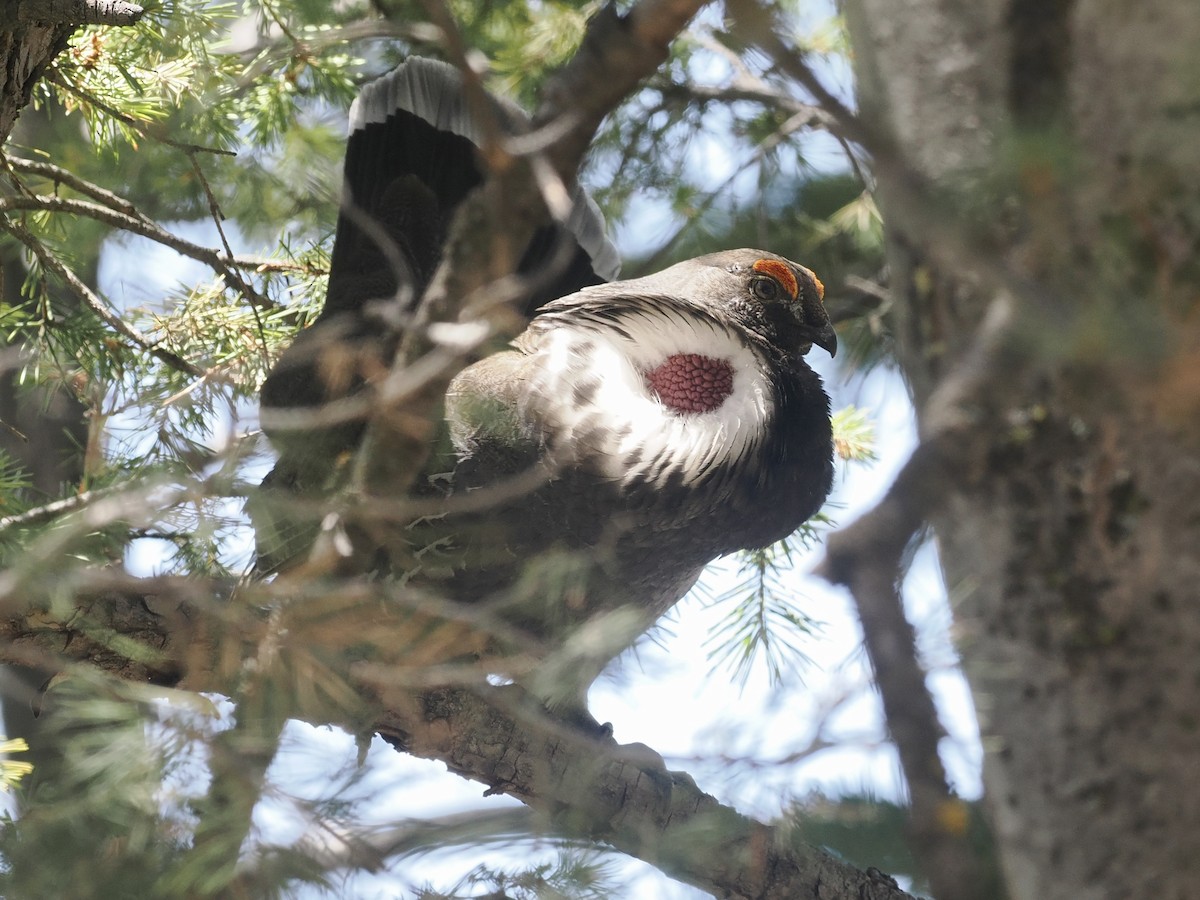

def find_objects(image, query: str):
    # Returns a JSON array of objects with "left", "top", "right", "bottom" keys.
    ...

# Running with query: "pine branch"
[
  {"left": 45, "top": 71, "right": 237, "bottom": 157},
  {"left": 2, "top": 154, "right": 139, "bottom": 214},
  {"left": 0, "top": 485, "right": 122, "bottom": 532},
  {"left": 183, "top": 149, "right": 272, "bottom": 311},
  {"left": 0, "top": 571, "right": 917, "bottom": 900},
  {"left": 373, "top": 685, "right": 917, "bottom": 900},
  {"left": 352, "top": 0, "right": 711, "bottom": 500},
  {"left": 0, "top": 193, "right": 283, "bottom": 308},
  {"left": 1, "top": 217, "right": 204, "bottom": 377}
]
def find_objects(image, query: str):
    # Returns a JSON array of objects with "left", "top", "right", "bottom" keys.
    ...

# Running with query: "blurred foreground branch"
[
  {"left": 0, "top": 570, "right": 915, "bottom": 900},
  {"left": 817, "top": 297, "right": 1016, "bottom": 900},
  {"left": 354, "top": 0, "right": 711, "bottom": 497}
]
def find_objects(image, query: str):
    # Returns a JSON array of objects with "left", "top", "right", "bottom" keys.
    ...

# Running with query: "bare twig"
[
  {"left": 256, "top": 0, "right": 299, "bottom": 44},
  {"left": 183, "top": 150, "right": 274, "bottom": 369},
  {"left": 0, "top": 485, "right": 125, "bottom": 532},
  {"left": 416, "top": 0, "right": 510, "bottom": 170},
  {"left": 654, "top": 75, "right": 829, "bottom": 125},
  {"left": 255, "top": 807, "right": 546, "bottom": 876},
  {"left": 184, "top": 151, "right": 272, "bottom": 313},
  {"left": 0, "top": 483, "right": 199, "bottom": 614},
  {"left": 230, "top": 19, "right": 442, "bottom": 96},
  {"left": 638, "top": 103, "right": 822, "bottom": 272},
  {"left": 2, "top": 154, "right": 138, "bottom": 214},
  {"left": 723, "top": 0, "right": 1055, "bottom": 320}
]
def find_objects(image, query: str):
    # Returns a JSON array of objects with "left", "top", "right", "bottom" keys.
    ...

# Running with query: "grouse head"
[{"left": 609, "top": 249, "right": 836, "bottom": 366}]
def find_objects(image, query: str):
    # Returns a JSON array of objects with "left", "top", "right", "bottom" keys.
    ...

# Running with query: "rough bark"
[
  {"left": 844, "top": 1, "right": 1200, "bottom": 898},
  {"left": 11, "top": 1, "right": 1197, "bottom": 896},
  {"left": 0, "top": 19, "right": 73, "bottom": 147},
  {"left": 376, "top": 687, "right": 915, "bottom": 900}
]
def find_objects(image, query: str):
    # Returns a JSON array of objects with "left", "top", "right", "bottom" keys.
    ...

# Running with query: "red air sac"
[{"left": 646, "top": 354, "right": 734, "bottom": 413}]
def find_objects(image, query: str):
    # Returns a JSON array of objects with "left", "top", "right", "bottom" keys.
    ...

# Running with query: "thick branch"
[
  {"left": 353, "top": 0, "right": 708, "bottom": 498},
  {"left": 0, "top": 20, "right": 73, "bottom": 145},
  {"left": 0, "top": 574, "right": 915, "bottom": 900},
  {"left": 818, "top": 444, "right": 971, "bottom": 894},
  {"left": 374, "top": 685, "right": 915, "bottom": 900},
  {"left": 1, "top": 5, "right": 143, "bottom": 147},
  {"left": 702, "top": 3, "right": 1004, "bottom": 896},
  {"left": 651, "top": 75, "right": 830, "bottom": 127},
  {"left": 724, "top": 0, "right": 1054, "bottom": 339},
  {"left": 535, "top": 0, "right": 708, "bottom": 172}
]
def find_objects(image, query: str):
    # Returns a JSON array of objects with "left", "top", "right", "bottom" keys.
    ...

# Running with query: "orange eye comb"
[{"left": 751, "top": 259, "right": 799, "bottom": 300}]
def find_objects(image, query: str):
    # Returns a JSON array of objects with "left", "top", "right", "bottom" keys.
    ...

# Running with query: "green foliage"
[
  {"left": 485, "top": 1, "right": 603, "bottom": 102},
  {"left": 45, "top": 2, "right": 238, "bottom": 151},
  {"left": 0, "top": 736, "right": 33, "bottom": 790},
  {"left": 0, "top": 449, "right": 32, "bottom": 511},
  {"left": 786, "top": 792, "right": 1004, "bottom": 899},
  {"left": 708, "top": 403, "right": 878, "bottom": 687},
  {"left": 832, "top": 403, "right": 878, "bottom": 464},
  {"left": 704, "top": 526, "right": 826, "bottom": 686},
  {"left": 0, "top": 0, "right": 354, "bottom": 581},
  {"left": 41, "top": 1, "right": 364, "bottom": 156}
]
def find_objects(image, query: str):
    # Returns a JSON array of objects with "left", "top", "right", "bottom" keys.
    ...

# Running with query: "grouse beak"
[{"left": 813, "top": 322, "right": 838, "bottom": 358}]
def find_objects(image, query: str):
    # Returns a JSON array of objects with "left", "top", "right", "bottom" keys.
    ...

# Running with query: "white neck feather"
[{"left": 526, "top": 305, "right": 773, "bottom": 486}]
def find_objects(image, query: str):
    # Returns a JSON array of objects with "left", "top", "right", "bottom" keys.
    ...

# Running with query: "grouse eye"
[
  {"left": 751, "top": 276, "right": 781, "bottom": 302},
  {"left": 750, "top": 258, "right": 800, "bottom": 303}
]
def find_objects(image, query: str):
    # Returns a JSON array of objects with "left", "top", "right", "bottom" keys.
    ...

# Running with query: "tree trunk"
[
  {"left": 846, "top": 2, "right": 1200, "bottom": 898},
  {"left": 0, "top": 19, "right": 72, "bottom": 146}
]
